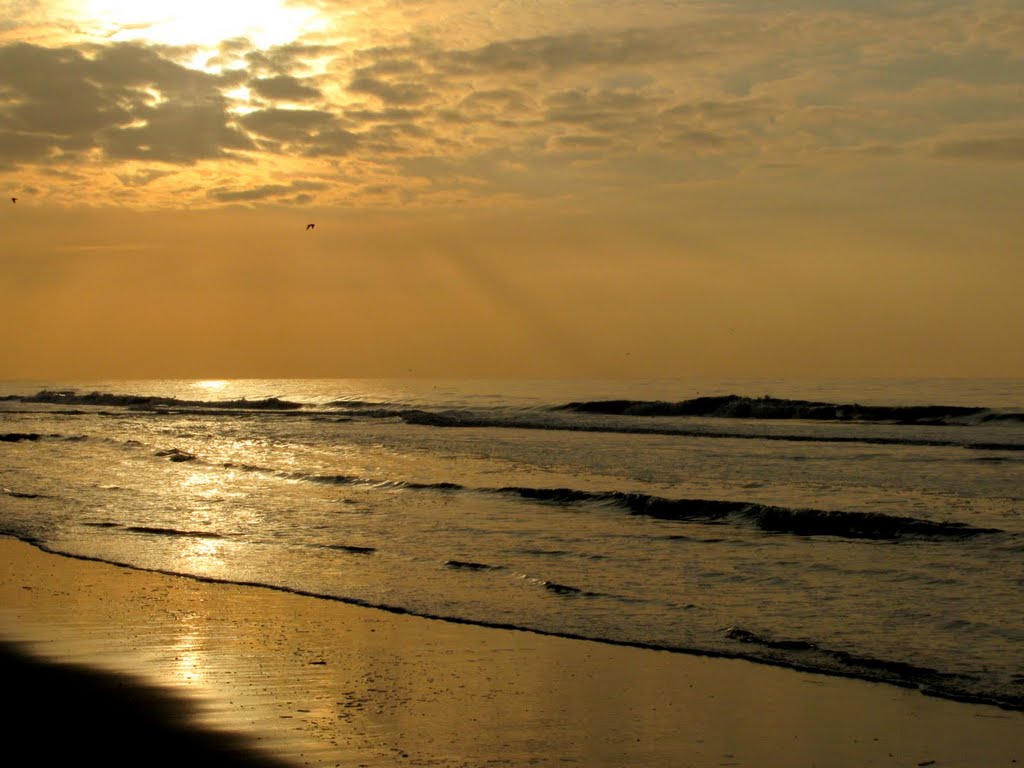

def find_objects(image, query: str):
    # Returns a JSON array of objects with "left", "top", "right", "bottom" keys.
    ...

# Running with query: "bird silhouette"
[
  {"left": 10, "top": 198, "right": 15, "bottom": 203},
  {"left": 306, "top": 223, "right": 315, "bottom": 230}
]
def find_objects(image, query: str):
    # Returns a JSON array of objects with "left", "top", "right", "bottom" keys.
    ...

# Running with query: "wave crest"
[
  {"left": 722, "top": 626, "right": 1022, "bottom": 709},
  {"left": 495, "top": 486, "right": 1002, "bottom": 540},
  {"left": 556, "top": 395, "right": 995, "bottom": 424},
  {"left": 9, "top": 390, "right": 303, "bottom": 411}
]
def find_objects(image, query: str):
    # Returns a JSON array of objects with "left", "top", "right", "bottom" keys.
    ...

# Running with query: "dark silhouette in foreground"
[
  {"left": 0, "top": 640, "right": 294, "bottom": 767},
  {"left": 306, "top": 223, "right": 314, "bottom": 230}
]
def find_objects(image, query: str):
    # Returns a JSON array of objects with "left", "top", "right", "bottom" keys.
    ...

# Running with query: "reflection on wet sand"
[{"left": 2, "top": 538, "right": 1022, "bottom": 768}]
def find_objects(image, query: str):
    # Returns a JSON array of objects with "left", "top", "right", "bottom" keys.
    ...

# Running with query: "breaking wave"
[
  {"left": 555, "top": 394, "right": 1017, "bottom": 425},
  {"left": 2, "top": 390, "right": 303, "bottom": 411},
  {"left": 492, "top": 486, "right": 1002, "bottom": 540},
  {"left": 234, "top": 464, "right": 1001, "bottom": 541},
  {"left": 722, "top": 627, "right": 1021, "bottom": 708},
  {"left": 1, "top": 433, "right": 42, "bottom": 442},
  {"left": 4, "top": 389, "right": 1022, "bottom": 451}
]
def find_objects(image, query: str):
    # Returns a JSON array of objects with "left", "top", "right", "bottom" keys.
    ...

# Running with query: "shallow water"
[{"left": 2, "top": 378, "right": 1022, "bottom": 709}]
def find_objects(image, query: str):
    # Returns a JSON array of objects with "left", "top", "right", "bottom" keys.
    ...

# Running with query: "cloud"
[
  {"left": 661, "top": 99, "right": 773, "bottom": 123},
  {"left": 544, "top": 88, "right": 664, "bottom": 130},
  {"left": 302, "top": 127, "right": 361, "bottom": 157},
  {"left": 347, "top": 73, "right": 435, "bottom": 106},
  {"left": 241, "top": 42, "right": 337, "bottom": 76},
  {"left": 3, "top": 3, "right": 1024, "bottom": 209},
  {"left": 932, "top": 136, "right": 1024, "bottom": 163},
  {"left": 236, "top": 108, "right": 359, "bottom": 157},
  {"left": 344, "top": 107, "right": 424, "bottom": 123},
  {"left": 459, "top": 88, "right": 533, "bottom": 116},
  {"left": 115, "top": 168, "right": 177, "bottom": 187},
  {"left": 0, "top": 130, "right": 52, "bottom": 168},
  {"left": 0, "top": 41, "right": 249, "bottom": 166},
  {"left": 550, "top": 134, "right": 615, "bottom": 151},
  {"left": 103, "top": 100, "right": 254, "bottom": 163},
  {"left": 665, "top": 129, "right": 733, "bottom": 150},
  {"left": 86, "top": 42, "right": 222, "bottom": 92},
  {"left": 437, "top": 26, "right": 706, "bottom": 76},
  {"left": 0, "top": 43, "right": 131, "bottom": 144},
  {"left": 207, "top": 180, "right": 329, "bottom": 202},
  {"left": 238, "top": 108, "right": 335, "bottom": 141},
  {"left": 249, "top": 75, "right": 321, "bottom": 101}
]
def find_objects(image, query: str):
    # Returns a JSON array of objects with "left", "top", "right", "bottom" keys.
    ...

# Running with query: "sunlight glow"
[
  {"left": 176, "top": 532, "right": 228, "bottom": 580},
  {"left": 171, "top": 625, "right": 207, "bottom": 686},
  {"left": 143, "top": 87, "right": 166, "bottom": 106},
  {"left": 224, "top": 86, "right": 257, "bottom": 116},
  {"left": 72, "top": 0, "right": 326, "bottom": 49}
]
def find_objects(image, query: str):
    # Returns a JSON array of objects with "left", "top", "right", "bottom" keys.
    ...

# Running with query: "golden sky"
[{"left": 1, "top": 0, "right": 1022, "bottom": 379}]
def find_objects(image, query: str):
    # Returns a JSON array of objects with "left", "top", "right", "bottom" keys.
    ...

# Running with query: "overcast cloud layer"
[{"left": 2, "top": 1, "right": 1022, "bottom": 209}]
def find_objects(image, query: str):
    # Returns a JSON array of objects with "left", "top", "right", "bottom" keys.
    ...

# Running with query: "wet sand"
[
  {"left": 1, "top": 536, "right": 1020, "bottom": 767},
  {"left": 0, "top": 638, "right": 292, "bottom": 767}
]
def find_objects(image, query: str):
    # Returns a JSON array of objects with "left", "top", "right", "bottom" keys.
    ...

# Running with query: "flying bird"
[{"left": 306, "top": 223, "right": 315, "bottom": 230}]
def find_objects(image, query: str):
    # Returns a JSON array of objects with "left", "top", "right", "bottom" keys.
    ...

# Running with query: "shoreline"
[
  {"left": 12, "top": 541, "right": 1020, "bottom": 715},
  {"left": 1, "top": 536, "right": 1021, "bottom": 767}
]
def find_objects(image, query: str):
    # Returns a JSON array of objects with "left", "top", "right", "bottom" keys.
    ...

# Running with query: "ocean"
[{"left": 1, "top": 378, "right": 1021, "bottom": 710}]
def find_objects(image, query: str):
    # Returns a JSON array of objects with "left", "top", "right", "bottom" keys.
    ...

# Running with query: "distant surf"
[{"left": 554, "top": 394, "right": 1017, "bottom": 424}]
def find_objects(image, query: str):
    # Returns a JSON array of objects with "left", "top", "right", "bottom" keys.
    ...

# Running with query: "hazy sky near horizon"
[{"left": 1, "top": 0, "right": 1022, "bottom": 379}]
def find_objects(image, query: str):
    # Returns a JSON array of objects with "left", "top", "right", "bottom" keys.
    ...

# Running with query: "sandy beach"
[{"left": 0, "top": 536, "right": 1020, "bottom": 767}]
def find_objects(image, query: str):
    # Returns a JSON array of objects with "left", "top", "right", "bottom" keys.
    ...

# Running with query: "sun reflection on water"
[
  {"left": 182, "top": 468, "right": 231, "bottom": 499},
  {"left": 176, "top": 535, "right": 226, "bottom": 578}
]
